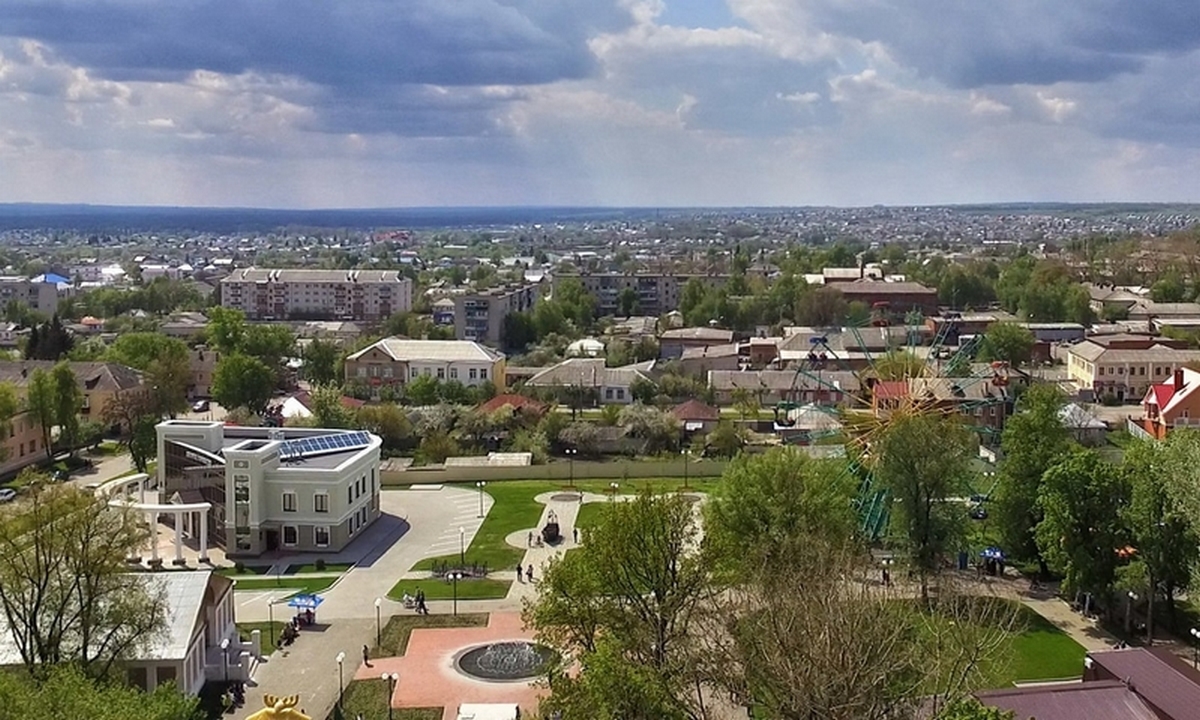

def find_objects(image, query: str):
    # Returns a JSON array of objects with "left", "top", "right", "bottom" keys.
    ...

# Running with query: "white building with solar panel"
[{"left": 155, "top": 420, "right": 382, "bottom": 558}]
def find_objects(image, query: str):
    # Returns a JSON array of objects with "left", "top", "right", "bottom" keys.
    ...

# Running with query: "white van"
[{"left": 456, "top": 703, "right": 520, "bottom": 720}]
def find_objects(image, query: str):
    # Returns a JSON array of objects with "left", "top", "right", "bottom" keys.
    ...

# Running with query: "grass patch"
[
  {"left": 575, "top": 501, "right": 607, "bottom": 530},
  {"left": 408, "top": 479, "right": 713, "bottom": 574},
  {"left": 232, "top": 576, "right": 338, "bottom": 594},
  {"left": 333, "top": 679, "right": 441, "bottom": 720},
  {"left": 285, "top": 562, "right": 353, "bottom": 575},
  {"left": 387, "top": 577, "right": 511, "bottom": 602},
  {"left": 216, "top": 565, "right": 271, "bottom": 577},
  {"left": 237, "top": 622, "right": 280, "bottom": 656},
  {"left": 373, "top": 613, "right": 488, "bottom": 657},
  {"left": 1008, "top": 607, "right": 1087, "bottom": 682}
]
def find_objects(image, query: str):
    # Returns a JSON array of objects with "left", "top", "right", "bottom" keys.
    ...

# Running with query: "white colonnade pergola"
[{"left": 100, "top": 472, "right": 214, "bottom": 565}]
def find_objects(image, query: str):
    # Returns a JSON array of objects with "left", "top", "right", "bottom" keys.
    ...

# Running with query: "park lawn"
[
  {"left": 387, "top": 577, "right": 511, "bottom": 602},
  {"left": 1008, "top": 607, "right": 1087, "bottom": 682},
  {"left": 334, "top": 679, "right": 440, "bottom": 720},
  {"left": 410, "top": 481, "right": 550, "bottom": 572},
  {"left": 285, "top": 562, "right": 353, "bottom": 574},
  {"left": 216, "top": 565, "right": 271, "bottom": 577},
  {"left": 575, "top": 501, "right": 608, "bottom": 530},
  {"left": 237, "top": 622, "right": 279, "bottom": 656},
  {"left": 408, "top": 479, "right": 714, "bottom": 574},
  {"left": 232, "top": 576, "right": 338, "bottom": 594},
  {"left": 374, "top": 613, "right": 489, "bottom": 657}
]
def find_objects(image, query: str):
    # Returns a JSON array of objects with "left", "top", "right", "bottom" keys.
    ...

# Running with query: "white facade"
[
  {"left": 157, "top": 421, "right": 382, "bottom": 558},
  {"left": 220, "top": 268, "right": 413, "bottom": 321}
]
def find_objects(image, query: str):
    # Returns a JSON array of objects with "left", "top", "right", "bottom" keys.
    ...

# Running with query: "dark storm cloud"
[
  {"left": 800, "top": 0, "right": 1200, "bottom": 88},
  {"left": 0, "top": 0, "right": 632, "bottom": 87}
]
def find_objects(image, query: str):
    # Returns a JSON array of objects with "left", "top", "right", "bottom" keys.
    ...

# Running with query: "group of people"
[
  {"left": 517, "top": 563, "right": 534, "bottom": 583},
  {"left": 277, "top": 608, "right": 315, "bottom": 647},
  {"left": 401, "top": 588, "right": 429, "bottom": 614}
]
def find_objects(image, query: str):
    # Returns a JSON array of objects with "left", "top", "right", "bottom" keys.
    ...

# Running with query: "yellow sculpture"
[{"left": 245, "top": 694, "right": 312, "bottom": 720}]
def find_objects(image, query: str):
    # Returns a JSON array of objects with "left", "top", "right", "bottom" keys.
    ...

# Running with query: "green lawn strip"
[
  {"left": 373, "top": 613, "right": 489, "bottom": 657},
  {"left": 237, "top": 622, "right": 279, "bottom": 656},
  {"left": 574, "top": 501, "right": 608, "bottom": 530},
  {"left": 216, "top": 565, "right": 272, "bottom": 577},
  {"left": 232, "top": 576, "right": 337, "bottom": 594},
  {"left": 1009, "top": 606, "right": 1087, "bottom": 682},
  {"left": 387, "top": 577, "right": 511, "bottom": 602},
  {"left": 408, "top": 479, "right": 712, "bottom": 574},
  {"left": 285, "top": 562, "right": 354, "bottom": 574},
  {"left": 409, "top": 481, "right": 549, "bottom": 572},
  {"left": 331, "top": 679, "right": 441, "bottom": 720}
]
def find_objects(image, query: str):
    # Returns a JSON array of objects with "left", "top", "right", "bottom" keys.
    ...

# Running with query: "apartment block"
[
  {"left": 220, "top": 268, "right": 412, "bottom": 321},
  {"left": 0, "top": 276, "right": 59, "bottom": 317},
  {"left": 554, "top": 273, "right": 729, "bottom": 317},
  {"left": 454, "top": 282, "right": 542, "bottom": 347}
]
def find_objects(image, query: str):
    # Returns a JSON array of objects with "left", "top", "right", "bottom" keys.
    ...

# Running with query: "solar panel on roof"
[{"left": 277, "top": 431, "right": 372, "bottom": 461}]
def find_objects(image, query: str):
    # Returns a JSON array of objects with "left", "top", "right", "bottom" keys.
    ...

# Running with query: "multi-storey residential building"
[
  {"left": 1067, "top": 337, "right": 1200, "bottom": 402},
  {"left": 156, "top": 420, "right": 382, "bottom": 557},
  {"left": 344, "top": 338, "right": 506, "bottom": 395},
  {"left": 554, "top": 273, "right": 729, "bottom": 317},
  {"left": 220, "top": 268, "right": 412, "bottom": 321},
  {"left": 0, "top": 276, "right": 59, "bottom": 317},
  {"left": 454, "top": 282, "right": 542, "bottom": 347}
]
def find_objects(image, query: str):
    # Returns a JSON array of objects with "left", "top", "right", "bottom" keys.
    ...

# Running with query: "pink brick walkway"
[{"left": 354, "top": 612, "right": 546, "bottom": 720}]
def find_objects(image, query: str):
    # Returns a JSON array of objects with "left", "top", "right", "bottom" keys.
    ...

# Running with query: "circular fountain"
[{"left": 455, "top": 640, "right": 557, "bottom": 682}]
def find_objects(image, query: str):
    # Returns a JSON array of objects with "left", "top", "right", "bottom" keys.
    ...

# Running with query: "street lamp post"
[
  {"left": 374, "top": 597, "right": 383, "bottom": 649},
  {"left": 1191, "top": 628, "right": 1200, "bottom": 667},
  {"left": 381, "top": 672, "right": 399, "bottom": 720},
  {"left": 681, "top": 447, "right": 690, "bottom": 490},
  {"left": 448, "top": 571, "right": 463, "bottom": 616},
  {"left": 336, "top": 651, "right": 346, "bottom": 714},
  {"left": 459, "top": 526, "right": 466, "bottom": 569},
  {"left": 267, "top": 601, "right": 275, "bottom": 648},
  {"left": 566, "top": 448, "right": 577, "bottom": 489},
  {"left": 475, "top": 481, "right": 487, "bottom": 518},
  {"left": 1126, "top": 591, "right": 1138, "bottom": 634},
  {"left": 220, "top": 638, "right": 230, "bottom": 684}
]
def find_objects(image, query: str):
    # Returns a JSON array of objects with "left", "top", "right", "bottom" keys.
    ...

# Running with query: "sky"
[{"left": 0, "top": 0, "right": 1198, "bottom": 209}]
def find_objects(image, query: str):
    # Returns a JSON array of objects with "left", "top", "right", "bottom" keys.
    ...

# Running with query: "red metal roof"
[
  {"left": 1150, "top": 383, "right": 1175, "bottom": 408},
  {"left": 671, "top": 399, "right": 720, "bottom": 421},
  {"left": 976, "top": 680, "right": 1158, "bottom": 720},
  {"left": 1088, "top": 647, "right": 1200, "bottom": 720},
  {"left": 874, "top": 381, "right": 910, "bottom": 400},
  {"left": 477, "top": 393, "right": 548, "bottom": 415}
]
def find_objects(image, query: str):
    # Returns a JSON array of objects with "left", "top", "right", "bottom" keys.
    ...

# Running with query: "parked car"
[
  {"left": 192, "top": 399, "right": 211, "bottom": 413},
  {"left": 0, "top": 488, "right": 16, "bottom": 503}
]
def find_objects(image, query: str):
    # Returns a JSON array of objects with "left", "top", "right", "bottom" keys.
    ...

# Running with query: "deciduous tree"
[
  {"left": 875, "top": 413, "right": 975, "bottom": 602},
  {"left": 981, "top": 322, "right": 1035, "bottom": 366},
  {"left": 211, "top": 353, "right": 274, "bottom": 415}
]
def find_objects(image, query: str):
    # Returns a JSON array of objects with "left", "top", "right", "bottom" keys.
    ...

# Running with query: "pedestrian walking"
[
  {"left": 573, "top": 527, "right": 579, "bottom": 544},
  {"left": 362, "top": 644, "right": 371, "bottom": 667},
  {"left": 526, "top": 565, "right": 534, "bottom": 583},
  {"left": 416, "top": 588, "right": 428, "bottom": 615},
  {"left": 527, "top": 531, "right": 533, "bottom": 547},
  {"left": 517, "top": 563, "right": 523, "bottom": 582}
]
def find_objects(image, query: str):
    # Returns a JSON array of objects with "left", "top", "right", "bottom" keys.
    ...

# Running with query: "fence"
[
  {"left": 381, "top": 458, "right": 729, "bottom": 485},
  {"left": 1127, "top": 417, "right": 1154, "bottom": 442}
]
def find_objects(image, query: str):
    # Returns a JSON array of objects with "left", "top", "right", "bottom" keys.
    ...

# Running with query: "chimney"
[{"left": 1175, "top": 367, "right": 1184, "bottom": 389}]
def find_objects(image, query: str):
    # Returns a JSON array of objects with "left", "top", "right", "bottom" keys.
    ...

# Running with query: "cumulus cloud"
[{"left": 0, "top": 0, "right": 1198, "bottom": 206}]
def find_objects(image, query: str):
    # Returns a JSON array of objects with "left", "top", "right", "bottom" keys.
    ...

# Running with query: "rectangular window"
[
  {"left": 356, "top": 366, "right": 367, "bottom": 377},
  {"left": 370, "top": 469, "right": 375, "bottom": 494},
  {"left": 450, "top": 367, "right": 459, "bottom": 379},
  {"left": 469, "top": 368, "right": 477, "bottom": 380},
  {"left": 411, "top": 367, "right": 419, "bottom": 379},
  {"left": 282, "top": 492, "right": 297, "bottom": 513},
  {"left": 348, "top": 486, "right": 353, "bottom": 504},
  {"left": 314, "top": 526, "right": 330, "bottom": 547},
  {"left": 616, "top": 388, "right": 625, "bottom": 399},
  {"left": 437, "top": 367, "right": 445, "bottom": 379},
  {"left": 383, "top": 366, "right": 393, "bottom": 378},
  {"left": 282, "top": 525, "right": 297, "bottom": 546},
  {"left": 314, "top": 493, "right": 329, "bottom": 513},
  {"left": 605, "top": 388, "right": 614, "bottom": 400},
  {"left": 480, "top": 368, "right": 487, "bottom": 380}
]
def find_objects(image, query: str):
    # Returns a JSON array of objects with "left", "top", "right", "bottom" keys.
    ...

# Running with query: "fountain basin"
[{"left": 454, "top": 640, "right": 558, "bottom": 682}]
